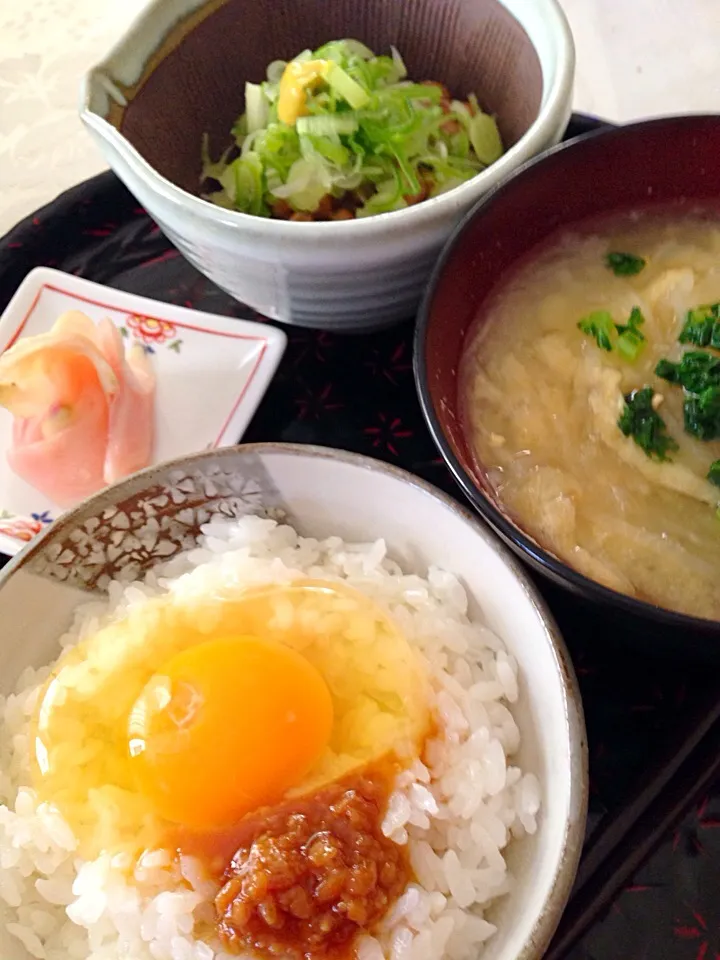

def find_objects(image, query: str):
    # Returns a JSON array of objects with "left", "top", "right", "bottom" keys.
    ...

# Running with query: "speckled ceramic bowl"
[
  {"left": 0, "top": 444, "right": 586, "bottom": 960},
  {"left": 79, "top": 0, "right": 574, "bottom": 331}
]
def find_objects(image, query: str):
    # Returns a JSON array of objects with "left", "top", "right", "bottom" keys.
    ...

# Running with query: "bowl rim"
[
  {"left": 1, "top": 441, "right": 588, "bottom": 958},
  {"left": 414, "top": 112, "right": 720, "bottom": 634},
  {"left": 78, "top": 0, "right": 575, "bottom": 237}
]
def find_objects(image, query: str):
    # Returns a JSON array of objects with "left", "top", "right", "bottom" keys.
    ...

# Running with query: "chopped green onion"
[
  {"left": 655, "top": 350, "right": 720, "bottom": 441},
  {"left": 384, "top": 83, "right": 444, "bottom": 102},
  {"left": 359, "top": 165, "right": 403, "bottom": 215},
  {"left": 304, "top": 133, "right": 351, "bottom": 167},
  {"left": 468, "top": 113, "right": 503, "bottom": 166},
  {"left": 616, "top": 334, "right": 644, "bottom": 362},
  {"left": 578, "top": 310, "right": 615, "bottom": 351},
  {"left": 655, "top": 351, "right": 720, "bottom": 394},
  {"left": 221, "top": 154, "right": 265, "bottom": 216},
  {"left": 679, "top": 303, "right": 720, "bottom": 348},
  {"left": 655, "top": 358, "right": 679, "bottom": 384},
  {"left": 266, "top": 60, "right": 288, "bottom": 84},
  {"left": 617, "top": 387, "right": 678, "bottom": 462},
  {"left": 325, "top": 62, "right": 370, "bottom": 109},
  {"left": 316, "top": 39, "right": 374, "bottom": 61},
  {"left": 615, "top": 306, "right": 646, "bottom": 361},
  {"left": 605, "top": 251, "right": 646, "bottom": 276},
  {"left": 578, "top": 305, "right": 645, "bottom": 361},
  {"left": 615, "top": 306, "right": 645, "bottom": 338},
  {"left": 296, "top": 114, "right": 359, "bottom": 137},
  {"left": 244, "top": 82, "right": 269, "bottom": 134},
  {"left": 707, "top": 460, "right": 720, "bottom": 487},
  {"left": 200, "top": 39, "right": 504, "bottom": 218},
  {"left": 684, "top": 386, "right": 720, "bottom": 441},
  {"left": 390, "top": 46, "right": 407, "bottom": 81}
]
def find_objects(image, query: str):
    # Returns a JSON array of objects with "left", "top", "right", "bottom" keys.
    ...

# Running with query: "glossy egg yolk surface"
[
  {"left": 128, "top": 636, "right": 333, "bottom": 828},
  {"left": 31, "top": 579, "right": 431, "bottom": 860}
]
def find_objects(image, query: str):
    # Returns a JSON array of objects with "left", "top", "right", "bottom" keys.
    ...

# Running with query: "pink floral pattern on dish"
[{"left": 125, "top": 315, "right": 177, "bottom": 344}]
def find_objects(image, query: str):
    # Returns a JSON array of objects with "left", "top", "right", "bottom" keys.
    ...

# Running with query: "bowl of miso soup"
[{"left": 415, "top": 115, "right": 720, "bottom": 647}]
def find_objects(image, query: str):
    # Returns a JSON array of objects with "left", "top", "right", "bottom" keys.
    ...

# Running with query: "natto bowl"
[{"left": 79, "top": 0, "right": 574, "bottom": 332}]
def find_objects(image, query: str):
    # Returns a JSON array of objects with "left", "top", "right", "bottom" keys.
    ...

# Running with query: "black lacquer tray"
[{"left": 1, "top": 115, "right": 719, "bottom": 960}]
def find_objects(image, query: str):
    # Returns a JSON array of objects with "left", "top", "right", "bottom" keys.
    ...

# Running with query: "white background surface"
[{"left": 0, "top": 0, "right": 719, "bottom": 238}]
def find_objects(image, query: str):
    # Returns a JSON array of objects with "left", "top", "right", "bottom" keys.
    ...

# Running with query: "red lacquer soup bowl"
[{"left": 414, "top": 115, "right": 720, "bottom": 655}]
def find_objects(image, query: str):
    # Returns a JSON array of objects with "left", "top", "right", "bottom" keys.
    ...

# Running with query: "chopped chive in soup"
[
  {"left": 655, "top": 351, "right": 720, "bottom": 441},
  {"left": 655, "top": 350, "right": 720, "bottom": 392},
  {"left": 615, "top": 306, "right": 646, "bottom": 361},
  {"left": 577, "top": 305, "right": 646, "bottom": 361},
  {"left": 462, "top": 209, "right": 720, "bottom": 619},
  {"left": 617, "top": 387, "right": 678, "bottom": 462},
  {"left": 605, "top": 251, "right": 646, "bottom": 276},
  {"left": 679, "top": 303, "right": 720, "bottom": 348},
  {"left": 708, "top": 459, "right": 720, "bottom": 487},
  {"left": 683, "top": 385, "right": 720, "bottom": 440},
  {"left": 654, "top": 357, "right": 681, "bottom": 384},
  {"left": 577, "top": 310, "right": 614, "bottom": 351}
]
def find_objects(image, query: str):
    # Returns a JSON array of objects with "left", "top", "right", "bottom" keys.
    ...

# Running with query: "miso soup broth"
[{"left": 461, "top": 208, "right": 720, "bottom": 620}]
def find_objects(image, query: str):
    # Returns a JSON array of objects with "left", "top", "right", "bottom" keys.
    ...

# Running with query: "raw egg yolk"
[{"left": 127, "top": 636, "right": 334, "bottom": 828}]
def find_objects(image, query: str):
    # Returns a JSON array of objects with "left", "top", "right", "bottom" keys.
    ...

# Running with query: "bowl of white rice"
[{"left": 0, "top": 443, "right": 587, "bottom": 960}]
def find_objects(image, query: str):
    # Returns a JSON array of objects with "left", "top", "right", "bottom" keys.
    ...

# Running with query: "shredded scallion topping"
[{"left": 200, "top": 39, "right": 504, "bottom": 220}]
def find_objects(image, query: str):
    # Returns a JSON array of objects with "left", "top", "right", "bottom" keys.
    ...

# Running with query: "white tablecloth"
[{"left": 1, "top": 0, "right": 719, "bottom": 237}]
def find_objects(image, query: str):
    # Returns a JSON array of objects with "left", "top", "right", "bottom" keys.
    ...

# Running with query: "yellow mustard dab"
[{"left": 278, "top": 60, "right": 331, "bottom": 125}]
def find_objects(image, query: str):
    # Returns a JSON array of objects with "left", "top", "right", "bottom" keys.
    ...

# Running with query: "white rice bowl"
[{"left": 0, "top": 516, "right": 541, "bottom": 960}]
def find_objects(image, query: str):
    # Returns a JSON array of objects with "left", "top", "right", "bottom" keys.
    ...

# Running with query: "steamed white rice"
[{"left": 0, "top": 517, "right": 540, "bottom": 960}]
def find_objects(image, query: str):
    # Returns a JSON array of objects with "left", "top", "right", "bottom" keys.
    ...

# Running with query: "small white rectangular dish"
[{"left": 0, "top": 267, "right": 286, "bottom": 555}]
